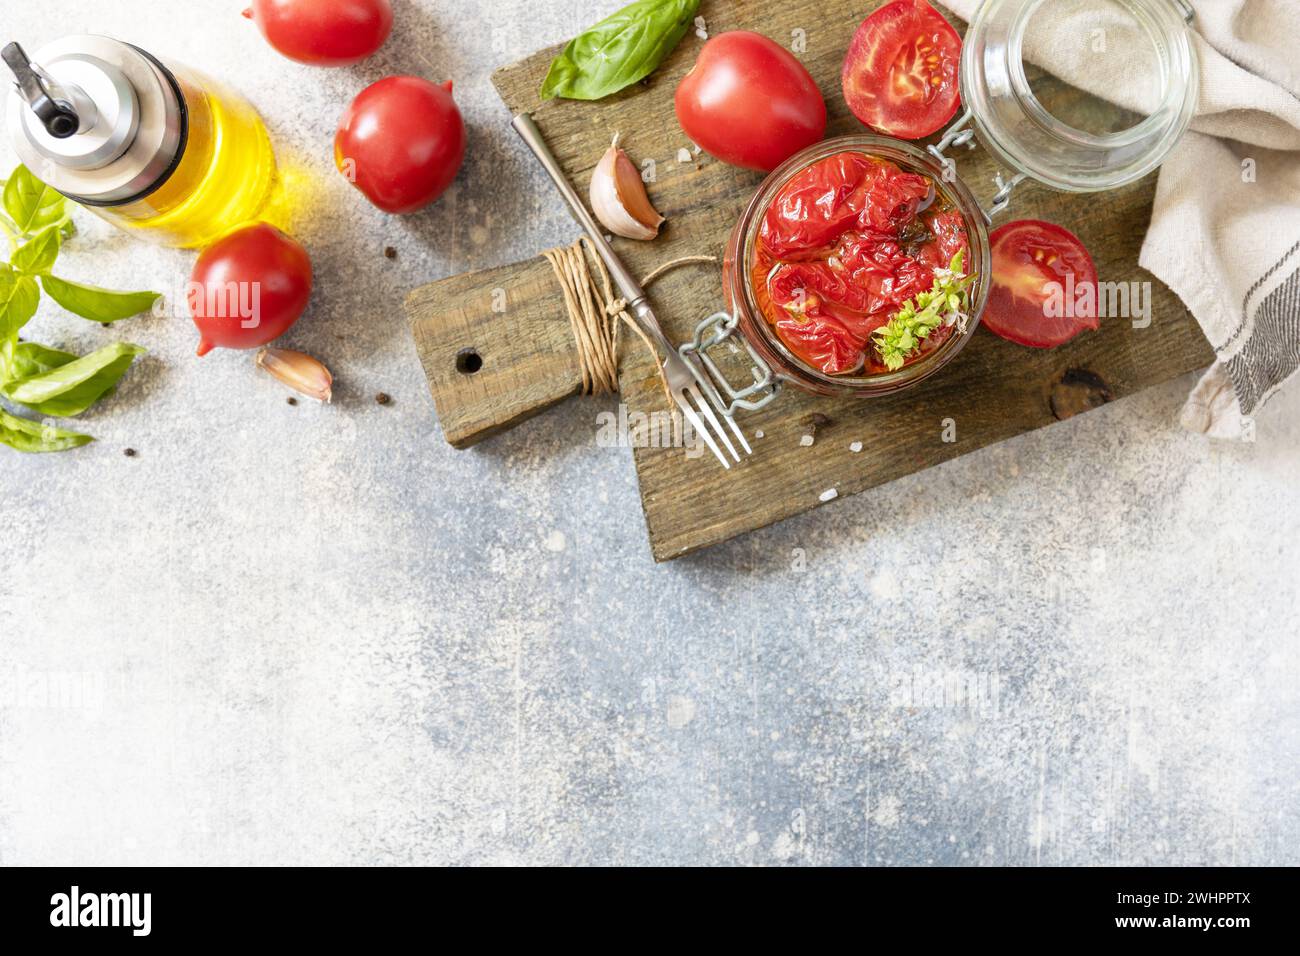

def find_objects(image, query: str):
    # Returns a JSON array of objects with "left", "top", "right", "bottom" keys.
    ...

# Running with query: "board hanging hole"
[{"left": 456, "top": 348, "right": 483, "bottom": 375}]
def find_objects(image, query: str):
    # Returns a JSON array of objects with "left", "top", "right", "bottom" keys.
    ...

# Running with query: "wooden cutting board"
[{"left": 406, "top": 0, "right": 1213, "bottom": 561}]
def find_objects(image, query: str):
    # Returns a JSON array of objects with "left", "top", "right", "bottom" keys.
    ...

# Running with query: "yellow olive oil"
[{"left": 98, "top": 69, "right": 277, "bottom": 249}]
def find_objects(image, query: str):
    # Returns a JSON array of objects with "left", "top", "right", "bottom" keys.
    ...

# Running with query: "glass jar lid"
[{"left": 960, "top": 0, "right": 1199, "bottom": 193}]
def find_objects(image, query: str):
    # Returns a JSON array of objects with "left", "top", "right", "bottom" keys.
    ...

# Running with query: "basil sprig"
[
  {"left": 540, "top": 0, "right": 701, "bottom": 101},
  {"left": 875, "top": 250, "right": 977, "bottom": 372},
  {"left": 0, "top": 265, "right": 39, "bottom": 342},
  {"left": 2, "top": 166, "right": 71, "bottom": 236},
  {"left": 0, "top": 165, "right": 161, "bottom": 453},
  {"left": 3, "top": 341, "right": 147, "bottom": 418}
]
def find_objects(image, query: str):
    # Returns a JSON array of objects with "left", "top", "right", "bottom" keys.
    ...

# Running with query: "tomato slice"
[
  {"left": 984, "top": 220, "right": 1100, "bottom": 348},
  {"left": 842, "top": 0, "right": 962, "bottom": 140}
]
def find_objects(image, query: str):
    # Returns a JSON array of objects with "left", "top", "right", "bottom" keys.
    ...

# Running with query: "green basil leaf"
[
  {"left": 0, "top": 406, "right": 92, "bottom": 453},
  {"left": 2, "top": 165, "right": 68, "bottom": 235},
  {"left": 2, "top": 341, "right": 145, "bottom": 418},
  {"left": 12, "top": 224, "right": 62, "bottom": 275},
  {"left": 540, "top": 0, "right": 701, "bottom": 101},
  {"left": 0, "top": 265, "right": 41, "bottom": 341},
  {"left": 40, "top": 275, "right": 161, "bottom": 323},
  {"left": 7, "top": 341, "right": 77, "bottom": 381}
]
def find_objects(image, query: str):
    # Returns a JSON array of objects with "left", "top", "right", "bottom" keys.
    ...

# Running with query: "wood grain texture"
[
  {"left": 411, "top": 0, "right": 1213, "bottom": 560},
  {"left": 406, "top": 258, "right": 584, "bottom": 448}
]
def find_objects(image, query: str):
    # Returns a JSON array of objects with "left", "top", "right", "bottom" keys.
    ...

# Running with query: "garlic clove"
[
  {"left": 589, "top": 136, "right": 665, "bottom": 241},
  {"left": 256, "top": 347, "right": 334, "bottom": 403}
]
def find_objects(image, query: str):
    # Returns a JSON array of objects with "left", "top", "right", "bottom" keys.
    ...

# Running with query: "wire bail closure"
[
  {"left": 678, "top": 310, "right": 781, "bottom": 417},
  {"left": 927, "top": 109, "right": 1025, "bottom": 224}
]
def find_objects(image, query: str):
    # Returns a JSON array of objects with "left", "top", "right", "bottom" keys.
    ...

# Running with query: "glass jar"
[
  {"left": 723, "top": 136, "right": 993, "bottom": 398},
  {"left": 699, "top": 0, "right": 1200, "bottom": 410},
  {"left": 961, "top": 0, "right": 1199, "bottom": 193}
]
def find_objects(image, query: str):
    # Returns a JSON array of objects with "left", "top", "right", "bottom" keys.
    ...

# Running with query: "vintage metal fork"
[{"left": 511, "top": 113, "right": 751, "bottom": 469}]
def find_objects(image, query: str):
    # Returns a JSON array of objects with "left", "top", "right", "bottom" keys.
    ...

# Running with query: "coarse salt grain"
[
  {"left": 754, "top": 429, "right": 765, "bottom": 439},
  {"left": 694, "top": 16, "right": 708, "bottom": 40},
  {"left": 677, "top": 147, "right": 692, "bottom": 163},
  {"left": 819, "top": 488, "right": 839, "bottom": 502},
  {"left": 850, "top": 441, "right": 863, "bottom": 453},
  {"left": 800, "top": 434, "right": 814, "bottom": 447}
]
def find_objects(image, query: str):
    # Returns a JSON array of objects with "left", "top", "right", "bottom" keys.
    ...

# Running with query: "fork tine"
[
  {"left": 687, "top": 386, "right": 741, "bottom": 463},
  {"left": 722, "top": 411, "right": 752, "bottom": 456},
  {"left": 674, "top": 392, "right": 730, "bottom": 469}
]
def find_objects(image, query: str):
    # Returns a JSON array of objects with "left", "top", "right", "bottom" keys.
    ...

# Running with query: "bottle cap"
[{"left": 4, "top": 35, "right": 184, "bottom": 205}]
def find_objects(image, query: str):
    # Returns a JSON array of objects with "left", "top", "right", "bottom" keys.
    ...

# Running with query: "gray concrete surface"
[{"left": 1, "top": 1, "right": 1297, "bottom": 866}]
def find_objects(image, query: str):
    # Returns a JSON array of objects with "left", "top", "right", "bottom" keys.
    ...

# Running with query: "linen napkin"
[{"left": 942, "top": 0, "right": 1300, "bottom": 438}]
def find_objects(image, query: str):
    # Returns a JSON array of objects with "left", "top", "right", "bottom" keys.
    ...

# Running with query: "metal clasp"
[
  {"left": 927, "top": 108, "right": 1027, "bottom": 223},
  {"left": 678, "top": 310, "right": 781, "bottom": 416},
  {"left": 988, "top": 171, "right": 1028, "bottom": 220},
  {"left": 927, "top": 109, "right": 978, "bottom": 185}
]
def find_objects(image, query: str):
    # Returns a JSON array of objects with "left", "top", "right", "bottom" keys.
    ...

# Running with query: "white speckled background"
[{"left": 1, "top": 1, "right": 1297, "bottom": 866}]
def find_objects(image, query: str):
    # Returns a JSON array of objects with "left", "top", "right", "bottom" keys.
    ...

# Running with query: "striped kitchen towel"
[{"left": 943, "top": 0, "right": 1300, "bottom": 438}]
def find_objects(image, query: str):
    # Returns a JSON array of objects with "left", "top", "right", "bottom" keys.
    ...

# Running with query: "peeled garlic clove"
[
  {"left": 256, "top": 347, "right": 333, "bottom": 403},
  {"left": 589, "top": 136, "right": 665, "bottom": 241}
]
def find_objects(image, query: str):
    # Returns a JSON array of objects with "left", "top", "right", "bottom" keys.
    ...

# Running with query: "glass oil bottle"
[{"left": 4, "top": 35, "right": 276, "bottom": 249}]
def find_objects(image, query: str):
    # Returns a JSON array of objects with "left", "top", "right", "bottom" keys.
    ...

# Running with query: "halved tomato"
[
  {"left": 985, "top": 220, "right": 1100, "bottom": 348},
  {"left": 842, "top": 0, "right": 962, "bottom": 140}
]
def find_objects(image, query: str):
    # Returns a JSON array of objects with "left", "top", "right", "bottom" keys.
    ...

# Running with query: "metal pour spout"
[{"left": 3, "top": 41, "right": 82, "bottom": 139}]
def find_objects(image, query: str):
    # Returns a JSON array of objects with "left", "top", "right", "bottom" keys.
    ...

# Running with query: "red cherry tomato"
[
  {"left": 190, "top": 223, "right": 313, "bottom": 357},
  {"left": 675, "top": 31, "right": 827, "bottom": 173},
  {"left": 985, "top": 220, "right": 1099, "bottom": 348},
  {"left": 335, "top": 76, "right": 467, "bottom": 215},
  {"left": 242, "top": 0, "right": 393, "bottom": 67},
  {"left": 842, "top": 0, "right": 962, "bottom": 140}
]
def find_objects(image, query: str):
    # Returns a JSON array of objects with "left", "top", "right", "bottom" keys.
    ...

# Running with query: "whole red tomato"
[
  {"left": 190, "top": 223, "right": 314, "bottom": 357},
  {"left": 242, "top": 0, "right": 393, "bottom": 67},
  {"left": 675, "top": 31, "right": 827, "bottom": 173},
  {"left": 335, "top": 76, "right": 467, "bottom": 215}
]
